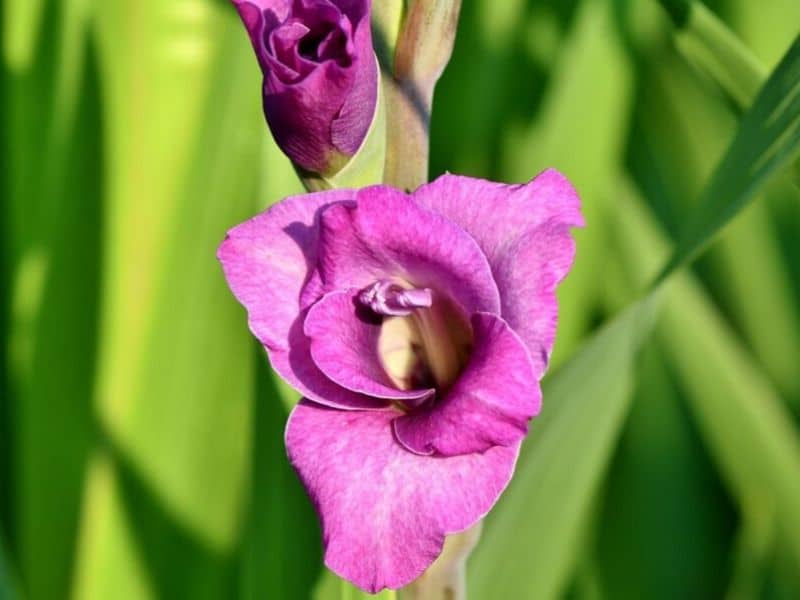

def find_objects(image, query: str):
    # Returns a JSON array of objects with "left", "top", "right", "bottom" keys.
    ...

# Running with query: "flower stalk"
[
  {"left": 383, "top": 0, "right": 463, "bottom": 191},
  {"left": 397, "top": 524, "right": 482, "bottom": 600}
]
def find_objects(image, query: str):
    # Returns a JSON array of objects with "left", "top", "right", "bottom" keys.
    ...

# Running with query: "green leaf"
[
  {"left": 2, "top": 0, "right": 46, "bottom": 72},
  {"left": 727, "top": 0, "right": 800, "bottom": 69},
  {"left": 0, "top": 531, "right": 21, "bottom": 600},
  {"left": 658, "top": 33, "right": 800, "bottom": 279},
  {"left": 468, "top": 295, "right": 660, "bottom": 599},
  {"left": 3, "top": 1, "right": 100, "bottom": 597},
  {"left": 72, "top": 5, "right": 264, "bottom": 598},
  {"left": 594, "top": 342, "right": 734, "bottom": 598},
  {"left": 658, "top": 265, "right": 800, "bottom": 567},
  {"left": 659, "top": 0, "right": 800, "bottom": 189},
  {"left": 612, "top": 177, "right": 800, "bottom": 571},
  {"left": 313, "top": 569, "right": 396, "bottom": 600},
  {"left": 707, "top": 204, "right": 800, "bottom": 402},
  {"left": 659, "top": 0, "right": 765, "bottom": 109},
  {"left": 632, "top": 25, "right": 800, "bottom": 402},
  {"left": 725, "top": 505, "right": 776, "bottom": 600},
  {"left": 239, "top": 347, "right": 321, "bottom": 600}
]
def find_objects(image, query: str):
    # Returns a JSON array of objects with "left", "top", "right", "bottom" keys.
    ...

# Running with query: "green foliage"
[
  {"left": 659, "top": 33, "right": 800, "bottom": 280},
  {"left": 469, "top": 296, "right": 661, "bottom": 598},
  {"left": 314, "top": 569, "right": 396, "bottom": 600},
  {"left": 660, "top": 0, "right": 765, "bottom": 108},
  {"left": 0, "top": 531, "right": 21, "bottom": 600},
  {"left": 2, "top": 0, "right": 800, "bottom": 599}
]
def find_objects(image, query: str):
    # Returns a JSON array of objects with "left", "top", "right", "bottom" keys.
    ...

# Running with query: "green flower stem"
[
  {"left": 383, "top": 76, "right": 434, "bottom": 191},
  {"left": 398, "top": 524, "right": 482, "bottom": 600},
  {"left": 384, "top": 0, "right": 462, "bottom": 191}
]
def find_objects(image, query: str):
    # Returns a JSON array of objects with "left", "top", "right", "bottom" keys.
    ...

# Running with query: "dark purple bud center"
[{"left": 264, "top": 0, "right": 355, "bottom": 84}]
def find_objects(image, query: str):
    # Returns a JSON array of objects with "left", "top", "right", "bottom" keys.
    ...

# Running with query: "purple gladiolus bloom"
[
  {"left": 232, "top": 0, "right": 378, "bottom": 174},
  {"left": 218, "top": 170, "right": 583, "bottom": 592}
]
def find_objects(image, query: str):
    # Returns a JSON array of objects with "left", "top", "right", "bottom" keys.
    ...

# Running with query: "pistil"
[{"left": 358, "top": 279, "right": 433, "bottom": 316}]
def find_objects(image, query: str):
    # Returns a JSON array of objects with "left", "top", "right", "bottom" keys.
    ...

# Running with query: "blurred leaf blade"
[
  {"left": 614, "top": 177, "right": 800, "bottom": 568},
  {"left": 3, "top": 0, "right": 102, "bottom": 596},
  {"left": 659, "top": 0, "right": 765, "bottom": 109},
  {"left": 593, "top": 341, "right": 735, "bottom": 598},
  {"left": 0, "top": 531, "right": 21, "bottom": 600},
  {"left": 2, "top": 0, "right": 46, "bottom": 72},
  {"left": 468, "top": 295, "right": 660, "bottom": 598},
  {"left": 313, "top": 568, "right": 396, "bottom": 600},
  {"left": 629, "top": 7, "right": 800, "bottom": 404},
  {"left": 658, "top": 263, "right": 800, "bottom": 566},
  {"left": 240, "top": 345, "right": 321, "bottom": 600},
  {"left": 659, "top": 33, "right": 800, "bottom": 279},
  {"left": 73, "top": 3, "right": 266, "bottom": 597},
  {"left": 708, "top": 203, "right": 800, "bottom": 403}
]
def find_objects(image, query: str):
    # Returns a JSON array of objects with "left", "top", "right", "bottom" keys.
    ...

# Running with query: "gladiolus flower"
[
  {"left": 218, "top": 170, "right": 583, "bottom": 592},
  {"left": 232, "top": 0, "right": 378, "bottom": 174}
]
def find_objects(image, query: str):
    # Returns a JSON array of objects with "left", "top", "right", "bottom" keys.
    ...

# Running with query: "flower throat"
[{"left": 358, "top": 279, "right": 473, "bottom": 395}]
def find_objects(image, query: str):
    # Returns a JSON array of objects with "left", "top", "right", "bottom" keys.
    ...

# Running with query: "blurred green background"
[{"left": 2, "top": 0, "right": 799, "bottom": 598}]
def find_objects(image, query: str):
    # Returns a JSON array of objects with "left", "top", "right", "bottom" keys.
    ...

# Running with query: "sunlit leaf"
[
  {"left": 2, "top": 0, "right": 46, "bottom": 71},
  {"left": 72, "top": 4, "right": 264, "bottom": 597},
  {"left": 3, "top": 0, "right": 100, "bottom": 597}
]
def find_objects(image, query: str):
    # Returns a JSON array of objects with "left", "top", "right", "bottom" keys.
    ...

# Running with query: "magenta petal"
[
  {"left": 305, "top": 290, "right": 434, "bottom": 402},
  {"left": 218, "top": 191, "right": 388, "bottom": 410},
  {"left": 231, "top": 1, "right": 292, "bottom": 71},
  {"left": 286, "top": 401, "right": 520, "bottom": 592},
  {"left": 414, "top": 169, "right": 583, "bottom": 375},
  {"left": 330, "top": 8, "right": 377, "bottom": 155},
  {"left": 492, "top": 221, "right": 578, "bottom": 375},
  {"left": 232, "top": 0, "right": 291, "bottom": 15},
  {"left": 393, "top": 312, "right": 540, "bottom": 456},
  {"left": 263, "top": 60, "right": 355, "bottom": 172},
  {"left": 314, "top": 185, "right": 501, "bottom": 315}
]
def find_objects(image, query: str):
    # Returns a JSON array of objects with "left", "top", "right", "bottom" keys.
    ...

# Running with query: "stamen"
[{"left": 358, "top": 280, "right": 432, "bottom": 316}]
